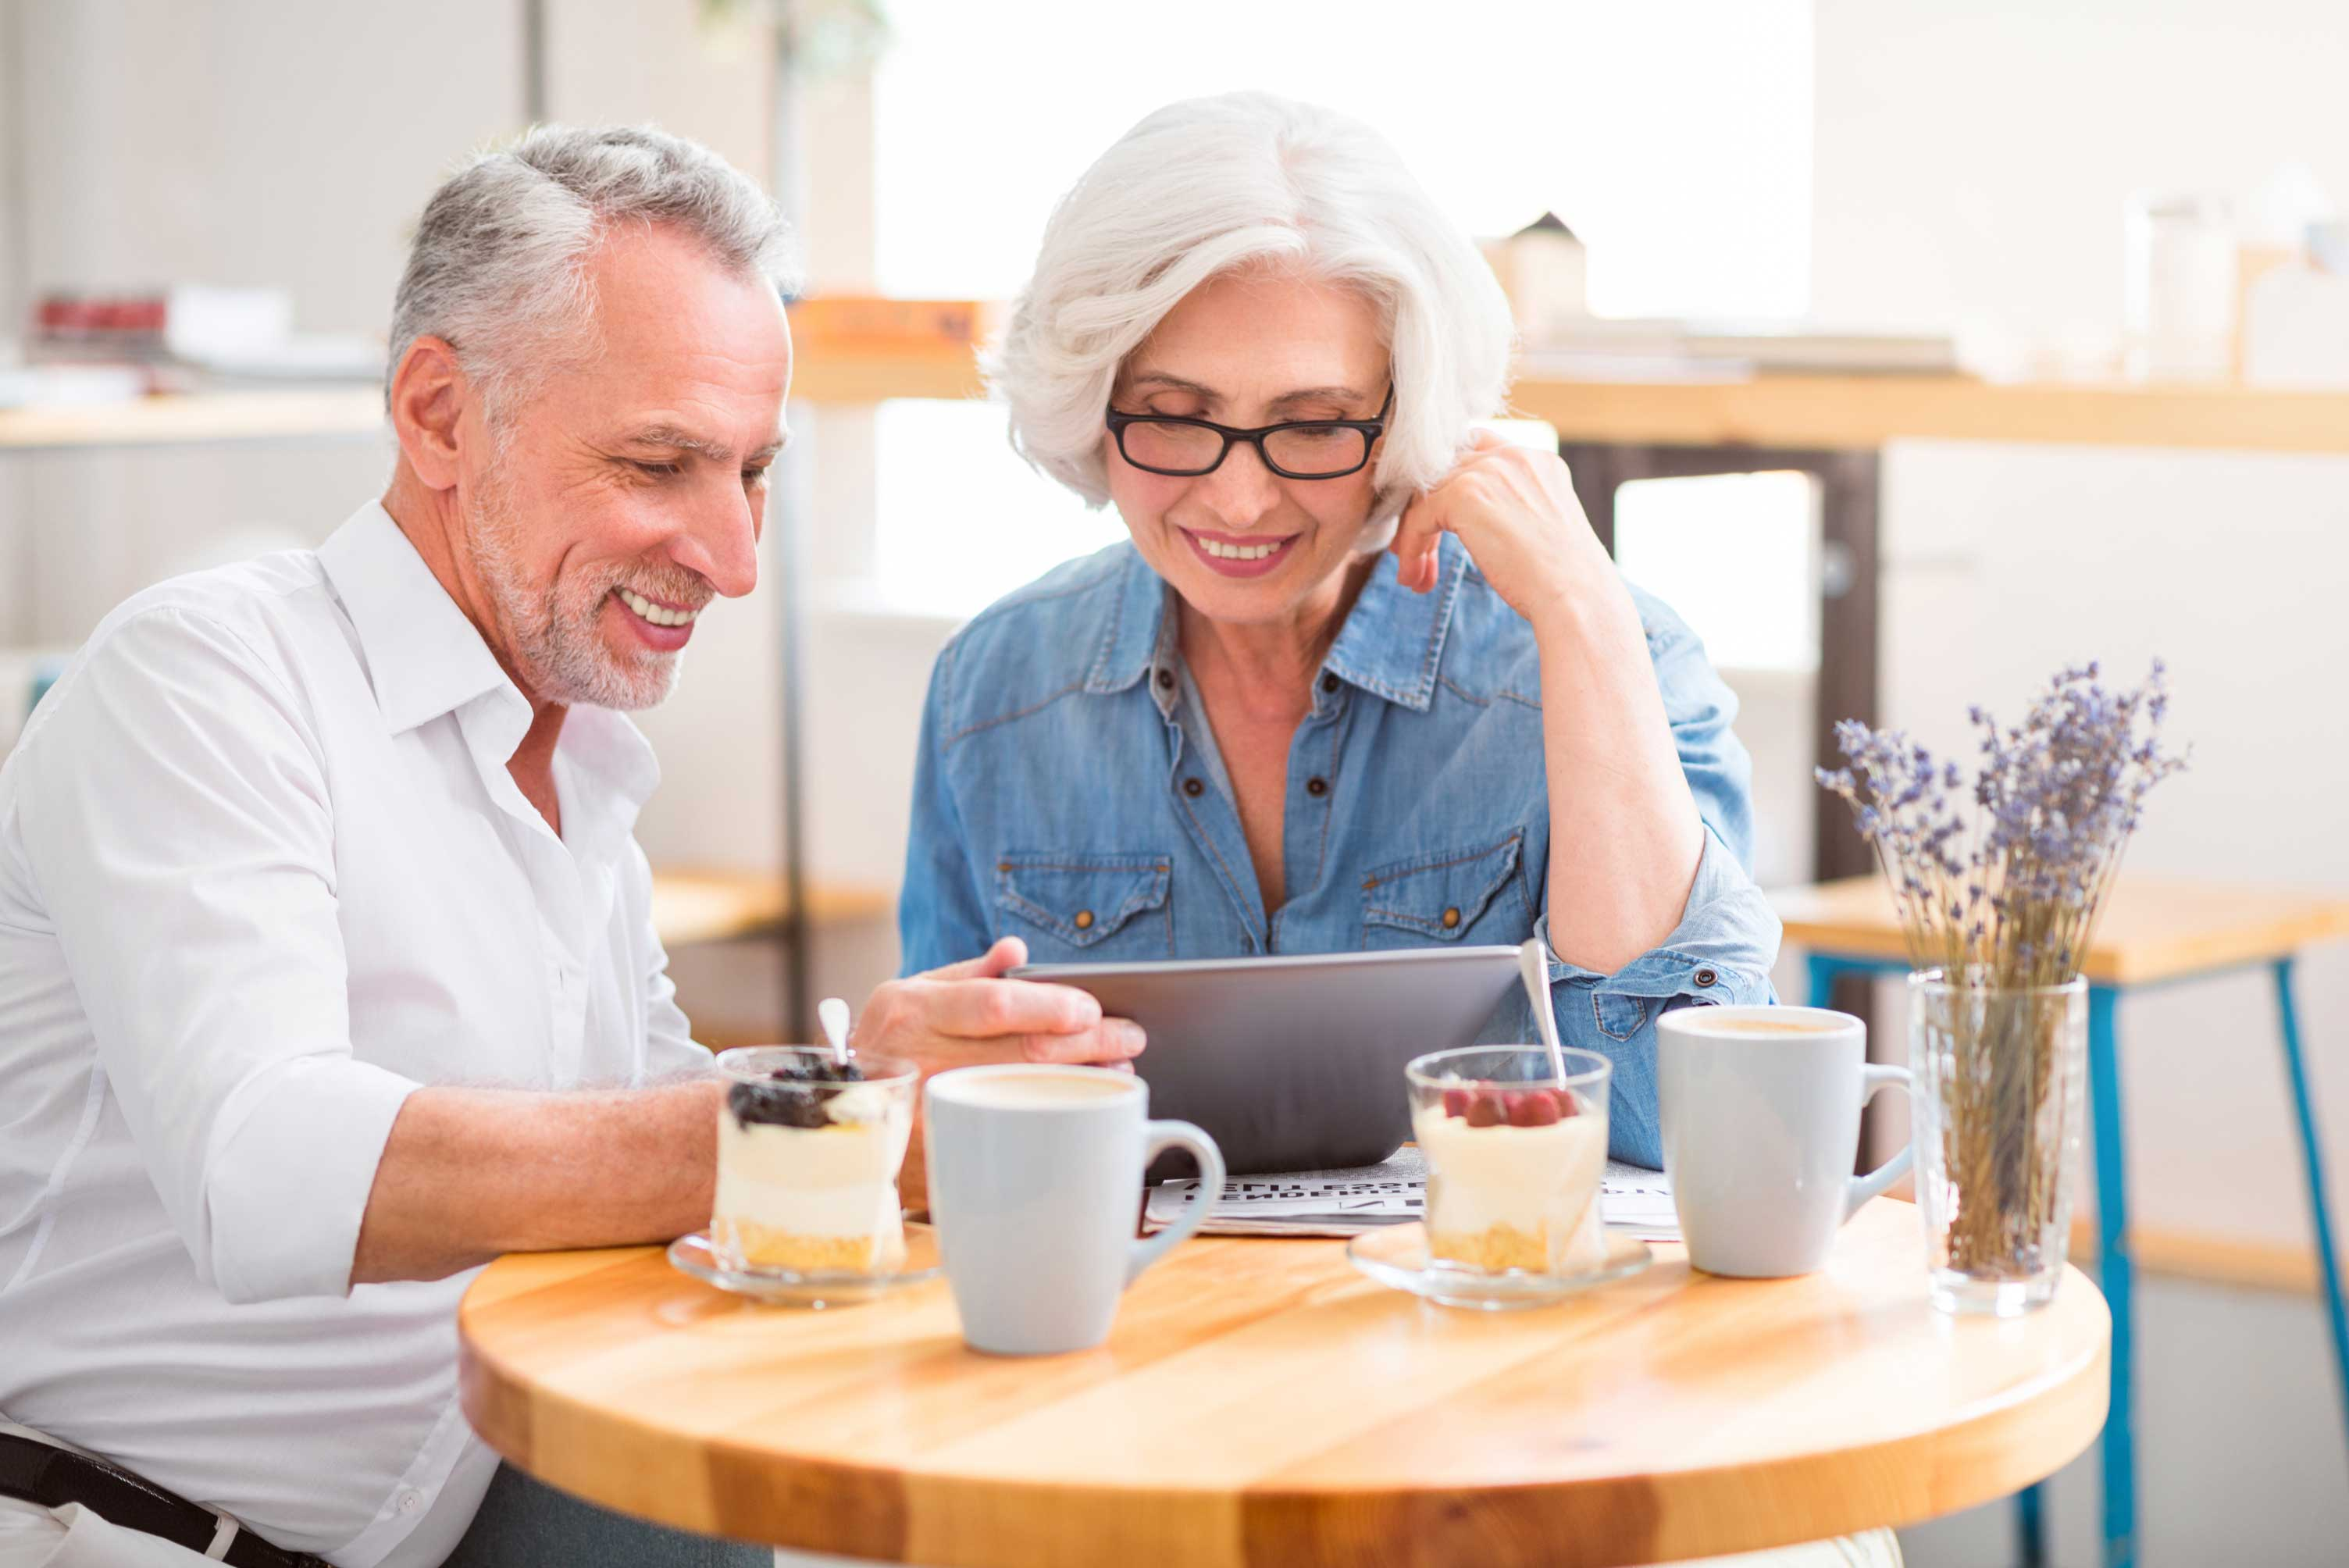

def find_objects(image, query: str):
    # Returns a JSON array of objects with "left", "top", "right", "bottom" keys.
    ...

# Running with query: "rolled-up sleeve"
[
  {"left": 1524, "top": 588, "right": 1782, "bottom": 1167},
  {"left": 14, "top": 608, "right": 420, "bottom": 1303}
]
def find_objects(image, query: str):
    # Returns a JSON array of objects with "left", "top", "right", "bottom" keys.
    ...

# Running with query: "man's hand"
[
  {"left": 858, "top": 937, "right": 1144, "bottom": 1213},
  {"left": 851, "top": 936, "right": 1146, "bottom": 1075}
]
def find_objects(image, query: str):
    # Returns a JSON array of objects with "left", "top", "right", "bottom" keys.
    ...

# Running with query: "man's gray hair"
[{"left": 387, "top": 124, "right": 799, "bottom": 414}]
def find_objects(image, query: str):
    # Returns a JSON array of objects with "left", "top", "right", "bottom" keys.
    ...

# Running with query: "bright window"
[{"left": 1613, "top": 472, "right": 1820, "bottom": 673}]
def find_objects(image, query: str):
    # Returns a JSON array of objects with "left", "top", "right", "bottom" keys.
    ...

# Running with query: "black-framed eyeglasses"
[{"left": 1105, "top": 385, "right": 1393, "bottom": 479}]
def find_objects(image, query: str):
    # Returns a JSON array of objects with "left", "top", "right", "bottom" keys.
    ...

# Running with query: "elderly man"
[{"left": 0, "top": 127, "right": 1135, "bottom": 1568}]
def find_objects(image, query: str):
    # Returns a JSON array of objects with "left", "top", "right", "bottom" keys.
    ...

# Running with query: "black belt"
[{"left": 0, "top": 1432, "right": 329, "bottom": 1568}]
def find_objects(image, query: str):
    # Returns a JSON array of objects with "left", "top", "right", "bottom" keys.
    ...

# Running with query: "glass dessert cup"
[
  {"left": 1406, "top": 1045, "right": 1613, "bottom": 1277},
  {"left": 708, "top": 1046, "right": 918, "bottom": 1279}
]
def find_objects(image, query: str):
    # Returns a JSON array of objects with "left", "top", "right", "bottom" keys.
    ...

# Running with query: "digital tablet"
[{"left": 1007, "top": 946, "right": 1527, "bottom": 1175}]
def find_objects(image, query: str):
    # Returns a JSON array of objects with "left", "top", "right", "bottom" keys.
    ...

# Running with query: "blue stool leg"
[
  {"left": 1805, "top": 951, "right": 1837, "bottom": 1010},
  {"left": 2087, "top": 984, "right": 2134, "bottom": 1568},
  {"left": 2274, "top": 957, "right": 2349, "bottom": 1465},
  {"left": 2015, "top": 1480, "right": 2045, "bottom": 1568}
]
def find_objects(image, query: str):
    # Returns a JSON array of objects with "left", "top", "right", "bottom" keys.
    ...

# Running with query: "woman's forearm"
[
  {"left": 1531, "top": 581, "right": 1704, "bottom": 975},
  {"left": 351, "top": 1079, "right": 722, "bottom": 1285}
]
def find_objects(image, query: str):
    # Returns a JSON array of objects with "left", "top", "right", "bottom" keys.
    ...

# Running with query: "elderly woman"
[{"left": 896, "top": 92, "right": 1780, "bottom": 1174}]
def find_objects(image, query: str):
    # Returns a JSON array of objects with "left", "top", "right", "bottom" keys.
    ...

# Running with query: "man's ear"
[{"left": 388, "top": 336, "right": 477, "bottom": 492}]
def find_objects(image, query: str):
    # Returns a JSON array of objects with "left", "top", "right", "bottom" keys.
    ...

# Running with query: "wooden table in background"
[
  {"left": 648, "top": 868, "right": 893, "bottom": 950},
  {"left": 457, "top": 1200, "right": 2108, "bottom": 1567},
  {"left": 1775, "top": 873, "right": 2349, "bottom": 1568}
]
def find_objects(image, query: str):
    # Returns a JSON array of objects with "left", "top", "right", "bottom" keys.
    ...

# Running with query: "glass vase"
[{"left": 1908, "top": 971, "right": 2089, "bottom": 1316}]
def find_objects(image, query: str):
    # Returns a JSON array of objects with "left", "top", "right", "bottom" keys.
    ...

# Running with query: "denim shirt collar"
[{"left": 1083, "top": 536, "right": 1469, "bottom": 715}]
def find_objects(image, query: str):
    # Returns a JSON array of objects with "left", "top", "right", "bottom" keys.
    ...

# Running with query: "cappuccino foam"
[{"left": 943, "top": 1071, "right": 1135, "bottom": 1109}]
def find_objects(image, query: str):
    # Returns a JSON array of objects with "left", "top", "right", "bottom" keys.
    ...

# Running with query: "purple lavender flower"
[{"left": 1814, "top": 660, "right": 2187, "bottom": 985}]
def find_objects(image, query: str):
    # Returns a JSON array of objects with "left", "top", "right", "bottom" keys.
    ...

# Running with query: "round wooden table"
[{"left": 458, "top": 1199, "right": 2108, "bottom": 1566}]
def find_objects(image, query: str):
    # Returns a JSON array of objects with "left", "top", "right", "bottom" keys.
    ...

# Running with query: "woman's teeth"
[
  {"left": 618, "top": 587, "right": 700, "bottom": 627},
  {"left": 1197, "top": 536, "right": 1283, "bottom": 561}
]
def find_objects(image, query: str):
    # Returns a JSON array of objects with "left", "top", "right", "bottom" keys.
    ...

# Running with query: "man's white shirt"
[{"left": 0, "top": 502, "right": 708, "bottom": 1566}]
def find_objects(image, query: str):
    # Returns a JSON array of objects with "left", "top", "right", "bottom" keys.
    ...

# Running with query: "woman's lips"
[{"left": 1180, "top": 528, "right": 1298, "bottom": 579}]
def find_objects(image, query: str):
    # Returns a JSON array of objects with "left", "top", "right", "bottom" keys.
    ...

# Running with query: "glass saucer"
[
  {"left": 667, "top": 1221, "right": 941, "bottom": 1309},
  {"left": 1347, "top": 1222, "right": 1652, "bottom": 1310}
]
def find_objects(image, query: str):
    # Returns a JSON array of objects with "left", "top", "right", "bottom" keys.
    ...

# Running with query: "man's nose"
[
  {"left": 1195, "top": 440, "right": 1281, "bottom": 529},
  {"left": 668, "top": 482, "right": 762, "bottom": 599}
]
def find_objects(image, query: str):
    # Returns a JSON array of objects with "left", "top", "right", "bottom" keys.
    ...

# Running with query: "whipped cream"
[
  {"left": 1412, "top": 1100, "right": 1609, "bottom": 1273},
  {"left": 713, "top": 1101, "right": 911, "bottom": 1242}
]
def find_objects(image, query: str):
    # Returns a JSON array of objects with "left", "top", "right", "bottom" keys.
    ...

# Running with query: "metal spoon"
[
  {"left": 817, "top": 996, "right": 852, "bottom": 1069},
  {"left": 1518, "top": 938, "right": 1570, "bottom": 1086}
]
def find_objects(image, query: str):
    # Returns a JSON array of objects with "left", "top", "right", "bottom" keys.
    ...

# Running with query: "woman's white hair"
[
  {"left": 989, "top": 91, "right": 1515, "bottom": 515},
  {"left": 387, "top": 123, "right": 798, "bottom": 419}
]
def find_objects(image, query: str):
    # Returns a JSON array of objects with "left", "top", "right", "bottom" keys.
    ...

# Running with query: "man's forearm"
[{"left": 351, "top": 1078, "right": 722, "bottom": 1285}]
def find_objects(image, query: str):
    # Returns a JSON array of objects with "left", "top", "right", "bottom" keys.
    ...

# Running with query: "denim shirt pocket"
[
  {"left": 1360, "top": 831, "right": 1531, "bottom": 950},
  {"left": 996, "top": 851, "right": 1174, "bottom": 957}
]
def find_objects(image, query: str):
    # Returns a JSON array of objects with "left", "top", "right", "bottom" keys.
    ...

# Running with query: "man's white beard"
[{"left": 465, "top": 467, "right": 687, "bottom": 711}]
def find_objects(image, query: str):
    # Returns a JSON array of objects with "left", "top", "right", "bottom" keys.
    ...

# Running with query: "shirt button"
[
  {"left": 1442, "top": 907, "right": 1462, "bottom": 929},
  {"left": 1695, "top": 968, "right": 1720, "bottom": 987},
  {"left": 1305, "top": 777, "right": 1329, "bottom": 798},
  {"left": 1073, "top": 910, "right": 1095, "bottom": 931},
  {"left": 1182, "top": 778, "right": 1204, "bottom": 798},
  {"left": 1321, "top": 673, "right": 1340, "bottom": 694},
  {"left": 1156, "top": 669, "right": 1174, "bottom": 690},
  {"left": 397, "top": 1490, "right": 422, "bottom": 1514}
]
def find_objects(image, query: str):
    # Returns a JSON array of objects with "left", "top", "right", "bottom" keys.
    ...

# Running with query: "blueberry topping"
[{"left": 728, "top": 1059, "right": 868, "bottom": 1128}]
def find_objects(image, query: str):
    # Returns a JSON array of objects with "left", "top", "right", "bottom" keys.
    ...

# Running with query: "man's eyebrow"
[{"left": 621, "top": 423, "right": 786, "bottom": 465}]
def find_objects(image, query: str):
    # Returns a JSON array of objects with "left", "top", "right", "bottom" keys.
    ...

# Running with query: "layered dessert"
[
  {"left": 1412, "top": 1082, "right": 1609, "bottom": 1274},
  {"left": 711, "top": 1051, "right": 914, "bottom": 1274}
]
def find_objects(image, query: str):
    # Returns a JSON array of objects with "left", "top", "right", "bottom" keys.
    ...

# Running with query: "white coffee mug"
[
  {"left": 924, "top": 1064, "right": 1223, "bottom": 1355},
  {"left": 1657, "top": 1005, "right": 1912, "bottom": 1278}
]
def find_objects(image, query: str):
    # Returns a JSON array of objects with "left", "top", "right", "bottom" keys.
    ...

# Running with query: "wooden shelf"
[
  {"left": 23, "top": 319, "right": 2349, "bottom": 456},
  {"left": 649, "top": 868, "right": 892, "bottom": 948},
  {"left": 1513, "top": 372, "right": 2349, "bottom": 457},
  {"left": 0, "top": 387, "right": 387, "bottom": 451}
]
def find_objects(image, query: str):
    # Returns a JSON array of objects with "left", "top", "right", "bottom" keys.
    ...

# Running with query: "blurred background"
[{"left": 2, "top": 1, "right": 2345, "bottom": 1562}]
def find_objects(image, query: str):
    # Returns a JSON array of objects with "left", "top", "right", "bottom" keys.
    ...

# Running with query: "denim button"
[
  {"left": 1321, "top": 673, "right": 1340, "bottom": 694},
  {"left": 1441, "top": 907, "right": 1462, "bottom": 929},
  {"left": 1156, "top": 668, "right": 1174, "bottom": 690},
  {"left": 1182, "top": 777, "right": 1204, "bottom": 797},
  {"left": 1073, "top": 910, "right": 1095, "bottom": 930},
  {"left": 1695, "top": 967, "right": 1719, "bottom": 987},
  {"left": 1306, "top": 776, "right": 1328, "bottom": 797}
]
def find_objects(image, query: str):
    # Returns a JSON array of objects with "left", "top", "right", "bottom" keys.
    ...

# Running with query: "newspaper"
[{"left": 1144, "top": 1146, "right": 1678, "bottom": 1240}]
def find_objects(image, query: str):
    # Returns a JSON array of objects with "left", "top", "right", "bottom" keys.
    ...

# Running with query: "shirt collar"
[
  {"left": 1321, "top": 536, "right": 1467, "bottom": 712},
  {"left": 317, "top": 501, "right": 515, "bottom": 736},
  {"left": 317, "top": 501, "right": 662, "bottom": 832},
  {"left": 1082, "top": 536, "right": 1467, "bottom": 715},
  {"left": 1084, "top": 546, "right": 1172, "bottom": 697}
]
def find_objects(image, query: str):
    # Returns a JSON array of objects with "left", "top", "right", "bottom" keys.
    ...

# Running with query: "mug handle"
[
  {"left": 1128, "top": 1121, "right": 1224, "bottom": 1285},
  {"left": 1844, "top": 1064, "right": 1915, "bottom": 1218}
]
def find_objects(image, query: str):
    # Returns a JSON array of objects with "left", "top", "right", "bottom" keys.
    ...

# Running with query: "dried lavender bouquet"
[{"left": 1818, "top": 662, "right": 2187, "bottom": 1283}]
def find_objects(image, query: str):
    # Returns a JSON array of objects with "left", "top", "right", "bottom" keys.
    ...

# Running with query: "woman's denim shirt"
[{"left": 898, "top": 535, "right": 1782, "bottom": 1167}]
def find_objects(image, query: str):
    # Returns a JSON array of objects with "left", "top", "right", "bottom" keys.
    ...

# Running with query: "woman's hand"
[
  {"left": 1388, "top": 429, "right": 1619, "bottom": 631},
  {"left": 850, "top": 936, "right": 1146, "bottom": 1079}
]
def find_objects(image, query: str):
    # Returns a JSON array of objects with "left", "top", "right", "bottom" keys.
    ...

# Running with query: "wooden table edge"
[{"left": 458, "top": 1254, "right": 2111, "bottom": 1566}]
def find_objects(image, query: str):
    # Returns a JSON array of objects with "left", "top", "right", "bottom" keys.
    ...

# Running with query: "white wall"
[
  {"left": 1813, "top": 0, "right": 2349, "bottom": 345},
  {"left": 1813, "top": 0, "right": 2349, "bottom": 1256}
]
